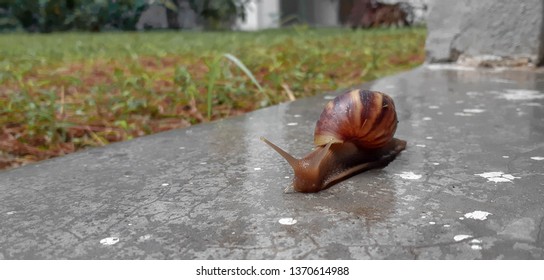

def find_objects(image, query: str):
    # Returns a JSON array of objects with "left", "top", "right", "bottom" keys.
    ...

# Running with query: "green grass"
[{"left": 0, "top": 27, "right": 426, "bottom": 169}]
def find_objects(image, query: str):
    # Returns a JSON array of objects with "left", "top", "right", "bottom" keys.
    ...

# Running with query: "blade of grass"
[
  {"left": 223, "top": 53, "right": 263, "bottom": 93},
  {"left": 281, "top": 83, "right": 296, "bottom": 101},
  {"left": 206, "top": 58, "right": 220, "bottom": 120}
]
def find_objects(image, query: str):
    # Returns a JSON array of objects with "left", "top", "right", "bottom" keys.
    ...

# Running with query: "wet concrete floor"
[{"left": 1, "top": 65, "right": 544, "bottom": 259}]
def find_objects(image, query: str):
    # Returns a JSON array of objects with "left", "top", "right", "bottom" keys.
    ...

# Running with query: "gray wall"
[{"left": 425, "top": 0, "right": 544, "bottom": 66}]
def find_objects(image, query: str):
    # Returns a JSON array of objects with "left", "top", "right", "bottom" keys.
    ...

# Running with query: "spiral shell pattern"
[{"left": 314, "top": 89, "right": 398, "bottom": 149}]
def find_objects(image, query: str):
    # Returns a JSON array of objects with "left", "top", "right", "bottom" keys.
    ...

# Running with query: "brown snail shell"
[
  {"left": 261, "top": 89, "right": 406, "bottom": 193},
  {"left": 314, "top": 89, "right": 398, "bottom": 148}
]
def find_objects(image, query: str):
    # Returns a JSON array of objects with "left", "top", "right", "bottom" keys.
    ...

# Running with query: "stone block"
[{"left": 425, "top": 0, "right": 544, "bottom": 66}]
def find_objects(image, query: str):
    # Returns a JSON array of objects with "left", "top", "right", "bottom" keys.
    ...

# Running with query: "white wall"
[{"left": 236, "top": 0, "right": 280, "bottom": 31}]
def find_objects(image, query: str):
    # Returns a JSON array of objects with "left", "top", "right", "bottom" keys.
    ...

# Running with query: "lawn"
[{"left": 0, "top": 27, "right": 426, "bottom": 170}]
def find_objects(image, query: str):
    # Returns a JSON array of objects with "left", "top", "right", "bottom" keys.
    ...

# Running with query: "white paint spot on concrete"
[
  {"left": 416, "top": 144, "right": 426, "bottom": 147},
  {"left": 397, "top": 172, "right": 422, "bottom": 180},
  {"left": 443, "top": 224, "right": 450, "bottom": 228},
  {"left": 485, "top": 176, "right": 513, "bottom": 183},
  {"left": 429, "top": 221, "right": 436, "bottom": 225},
  {"left": 459, "top": 217, "right": 465, "bottom": 220},
  {"left": 432, "top": 162, "right": 440, "bottom": 166},
  {"left": 323, "top": 95, "right": 335, "bottom": 100},
  {"left": 6, "top": 211, "right": 16, "bottom": 215},
  {"left": 454, "top": 234, "right": 473, "bottom": 241},
  {"left": 161, "top": 183, "right": 169, "bottom": 187},
  {"left": 253, "top": 167, "right": 262, "bottom": 171},
  {"left": 428, "top": 105, "right": 440, "bottom": 109},
  {"left": 454, "top": 112, "right": 473, "bottom": 117},
  {"left": 200, "top": 162, "right": 207, "bottom": 165},
  {"left": 100, "top": 237, "right": 119, "bottom": 246},
  {"left": 284, "top": 176, "right": 290, "bottom": 179},
  {"left": 475, "top": 172, "right": 520, "bottom": 183},
  {"left": 293, "top": 114, "right": 301, "bottom": 118},
  {"left": 530, "top": 156, "right": 544, "bottom": 161},
  {"left": 426, "top": 136, "right": 433, "bottom": 140},
  {"left": 491, "top": 176, "right": 518, "bottom": 183},
  {"left": 464, "top": 211, "right": 492, "bottom": 220},
  {"left": 179, "top": 147, "right": 185, "bottom": 150},
  {"left": 437, "top": 112, "right": 443, "bottom": 115},
  {"left": 138, "top": 234, "right": 151, "bottom": 242},
  {"left": 422, "top": 117, "right": 432, "bottom": 121},
  {"left": 499, "top": 89, "right": 544, "bottom": 101},
  {"left": 469, "top": 239, "right": 483, "bottom": 250},
  {"left": 287, "top": 122, "right": 298, "bottom": 126},
  {"left": 278, "top": 218, "right": 297, "bottom": 225},
  {"left": 463, "top": 108, "right": 486, "bottom": 113},
  {"left": 502, "top": 156, "right": 510, "bottom": 158}
]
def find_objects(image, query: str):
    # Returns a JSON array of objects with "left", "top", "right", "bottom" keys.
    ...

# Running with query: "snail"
[{"left": 261, "top": 89, "right": 407, "bottom": 193}]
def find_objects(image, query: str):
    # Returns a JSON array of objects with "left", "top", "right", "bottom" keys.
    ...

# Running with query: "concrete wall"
[
  {"left": 237, "top": 0, "right": 280, "bottom": 31},
  {"left": 136, "top": 5, "right": 168, "bottom": 30},
  {"left": 425, "top": 0, "right": 544, "bottom": 66},
  {"left": 279, "top": 0, "right": 340, "bottom": 27},
  {"left": 136, "top": 0, "right": 197, "bottom": 30},
  {"left": 309, "top": 0, "right": 340, "bottom": 27}
]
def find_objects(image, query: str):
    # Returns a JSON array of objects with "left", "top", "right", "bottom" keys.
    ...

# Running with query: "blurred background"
[
  {"left": 0, "top": 0, "right": 428, "bottom": 170},
  {"left": 0, "top": 0, "right": 430, "bottom": 32}
]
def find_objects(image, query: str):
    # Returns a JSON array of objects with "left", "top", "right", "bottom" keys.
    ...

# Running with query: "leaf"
[{"left": 222, "top": 53, "right": 263, "bottom": 92}]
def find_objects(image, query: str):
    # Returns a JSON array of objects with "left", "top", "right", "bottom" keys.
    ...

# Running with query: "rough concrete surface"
[
  {"left": 1, "top": 65, "right": 544, "bottom": 259},
  {"left": 425, "top": 0, "right": 544, "bottom": 64}
]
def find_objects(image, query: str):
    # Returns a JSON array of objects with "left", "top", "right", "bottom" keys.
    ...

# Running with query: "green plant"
[
  {"left": 1, "top": 0, "right": 148, "bottom": 32},
  {"left": 0, "top": 27, "right": 426, "bottom": 169},
  {"left": 205, "top": 56, "right": 220, "bottom": 120},
  {"left": 187, "top": 0, "right": 248, "bottom": 30},
  {"left": 223, "top": 53, "right": 263, "bottom": 92}
]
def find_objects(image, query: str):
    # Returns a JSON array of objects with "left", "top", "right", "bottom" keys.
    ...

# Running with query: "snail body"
[{"left": 261, "top": 89, "right": 406, "bottom": 193}]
